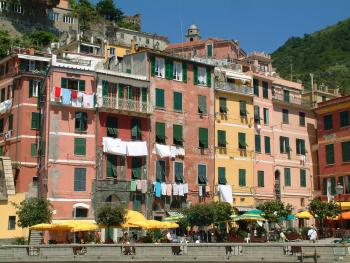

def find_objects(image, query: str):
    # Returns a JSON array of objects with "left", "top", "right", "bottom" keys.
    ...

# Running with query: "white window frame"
[
  {"left": 109, "top": 47, "right": 115, "bottom": 56},
  {"left": 173, "top": 61, "right": 182, "bottom": 81},
  {"left": 155, "top": 57, "right": 165, "bottom": 78},
  {"left": 48, "top": 10, "right": 59, "bottom": 21},
  {"left": 0, "top": 1, "right": 7, "bottom": 11},
  {"left": 13, "top": 3, "right": 23, "bottom": 14},
  {"left": 63, "top": 15, "right": 74, "bottom": 24},
  {"left": 198, "top": 66, "right": 207, "bottom": 86},
  {"left": 32, "top": 80, "right": 41, "bottom": 97}
]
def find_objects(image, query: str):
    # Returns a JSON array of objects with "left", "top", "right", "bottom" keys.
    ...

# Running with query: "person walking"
[{"left": 307, "top": 225, "right": 318, "bottom": 243}]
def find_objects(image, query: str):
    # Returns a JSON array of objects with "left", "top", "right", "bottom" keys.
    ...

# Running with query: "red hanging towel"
[
  {"left": 71, "top": 90, "right": 78, "bottom": 99},
  {"left": 55, "top": 87, "right": 61, "bottom": 97}
]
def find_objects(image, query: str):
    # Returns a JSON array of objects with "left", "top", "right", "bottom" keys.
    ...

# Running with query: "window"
[
  {"left": 262, "top": 81, "right": 268, "bottom": 99},
  {"left": 173, "top": 124, "right": 183, "bottom": 146},
  {"left": 8, "top": 114, "right": 13, "bottom": 130},
  {"left": 300, "top": 169, "right": 306, "bottom": 187},
  {"left": 239, "top": 169, "right": 246, "bottom": 186},
  {"left": 283, "top": 90, "right": 290, "bottom": 103},
  {"left": 74, "top": 138, "right": 86, "bottom": 156},
  {"left": 214, "top": 166, "right": 226, "bottom": 186},
  {"left": 0, "top": 88, "right": 4, "bottom": 102},
  {"left": 342, "top": 141, "right": 350, "bottom": 162},
  {"left": 296, "top": 139, "right": 306, "bottom": 155},
  {"left": 325, "top": 144, "right": 335, "bottom": 165},
  {"left": 132, "top": 157, "right": 142, "bottom": 179},
  {"left": 263, "top": 108, "right": 269, "bottom": 125},
  {"left": 7, "top": 85, "right": 10, "bottom": 99},
  {"left": 31, "top": 112, "right": 40, "bottom": 130},
  {"left": 255, "top": 135, "right": 261, "bottom": 153},
  {"left": 106, "top": 116, "right": 118, "bottom": 138},
  {"left": 284, "top": 168, "right": 291, "bottom": 186},
  {"left": 264, "top": 136, "right": 271, "bottom": 154},
  {"left": 174, "top": 162, "right": 184, "bottom": 183},
  {"left": 8, "top": 216, "right": 16, "bottom": 230},
  {"left": 61, "top": 78, "right": 85, "bottom": 91},
  {"left": 29, "top": 80, "right": 41, "bottom": 98},
  {"left": 156, "top": 160, "right": 166, "bottom": 182},
  {"left": 152, "top": 57, "right": 165, "bottom": 77},
  {"left": 156, "top": 122, "right": 166, "bottom": 144},
  {"left": 207, "top": 44, "right": 213, "bottom": 57},
  {"left": 239, "top": 100, "right": 247, "bottom": 117},
  {"left": 0, "top": 118, "right": 3, "bottom": 133},
  {"left": 48, "top": 10, "right": 59, "bottom": 21},
  {"left": 12, "top": 3, "right": 23, "bottom": 13},
  {"left": 173, "top": 91, "right": 182, "bottom": 112},
  {"left": 75, "top": 208, "right": 88, "bottom": 218},
  {"left": 75, "top": 112, "right": 87, "bottom": 132},
  {"left": 257, "top": 171, "right": 264, "bottom": 187},
  {"left": 198, "top": 95, "right": 207, "bottom": 114},
  {"left": 280, "top": 136, "right": 290, "bottom": 153},
  {"left": 198, "top": 128, "right": 208, "bottom": 148},
  {"left": 31, "top": 143, "right": 38, "bottom": 157},
  {"left": 198, "top": 164, "right": 207, "bottom": 185},
  {"left": 282, "top": 109, "right": 289, "bottom": 124},
  {"left": 219, "top": 97, "right": 227, "bottom": 113},
  {"left": 155, "top": 88, "right": 165, "bottom": 108},
  {"left": 146, "top": 38, "right": 150, "bottom": 44},
  {"left": 299, "top": 112, "right": 306, "bottom": 127},
  {"left": 74, "top": 168, "right": 86, "bottom": 191},
  {"left": 340, "top": 111, "right": 349, "bottom": 128},
  {"left": 63, "top": 15, "right": 74, "bottom": 24},
  {"left": 194, "top": 66, "right": 211, "bottom": 87},
  {"left": 217, "top": 130, "right": 226, "bottom": 148},
  {"left": 0, "top": 1, "right": 7, "bottom": 11},
  {"left": 253, "top": 78, "right": 259, "bottom": 96},
  {"left": 254, "top": 106, "right": 260, "bottom": 123},
  {"left": 109, "top": 47, "right": 115, "bottom": 56},
  {"left": 131, "top": 119, "right": 141, "bottom": 140},
  {"left": 106, "top": 154, "right": 117, "bottom": 178},
  {"left": 238, "top": 132, "right": 246, "bottom": 150},
  {"left": 322, "top": 96, "right": 327, "bottom": 102},
  {"left": 173, "top": 62, "right": 183, "bottom": 81},
  {"left": 324, "top": 114, "right": 333, "bottom": 130}
]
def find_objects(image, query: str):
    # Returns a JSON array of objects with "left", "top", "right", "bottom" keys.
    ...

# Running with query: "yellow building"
[{"left": 214, "top": 67, "right": 255, "bottom": 211}]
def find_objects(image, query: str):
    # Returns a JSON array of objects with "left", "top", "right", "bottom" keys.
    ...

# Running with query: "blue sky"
[{"left": 94, "top": 0, "right": 350, "bottom": 53}]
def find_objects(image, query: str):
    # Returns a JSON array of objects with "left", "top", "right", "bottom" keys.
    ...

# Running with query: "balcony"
[
  {"left": 272, "top": 93, "right": 313, "bottom": 108},
  {"left": 99, "top": 97, "right": 152, "bottom": 115},
  {"left": 215, "top": 81, "right": 253, "bottom": 96}
]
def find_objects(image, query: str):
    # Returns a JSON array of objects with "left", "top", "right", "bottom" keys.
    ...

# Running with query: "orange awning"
[{"left": 340, "top": 211, "right": 350, "bottom": 220}]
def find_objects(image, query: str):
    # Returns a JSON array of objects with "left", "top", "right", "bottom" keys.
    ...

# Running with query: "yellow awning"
[
  {"left": 337, "top": 202, "right": 350, "bottom": 210},
  {"left": 295, "top": 211, "right": 313, "bottom": 219},
  {"left": 29, "top": 223, "right": 60, "bottom": 231}
]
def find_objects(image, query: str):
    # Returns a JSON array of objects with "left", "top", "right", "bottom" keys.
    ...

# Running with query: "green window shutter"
[
  {"left": 133, "top": 192, "right": 143, "bottom": 211},
  {"left": 31, "top": 112, "right": 40, "bottom": 129},
  {"left": 263, "top": 108, "right": 269, "bottom": 125},
  {"left": 78, "top": 80, "right": 85, "bottom": 92},
  {"left": 239, "top": 100, "right": 247, "bottom": 116},
  {"left": 61, "top": 78, "right": 68, "bottom": 89},
  {"left": 280, "top": 137, "right": 284, "bottom": 153},
  {"left": 264, "top": 136, "right": 271, "bottom": 154},
  {"left": 219, "top": 97, "right": 227, "bottom": 113},
  {"left": 182, "top": 62, "right": 187, "bottom": 83},
  {"left": 156, "top": 160, "right": 166, "bottom": 182},
  {"left": 155, "top": 88, "right": 165, "bottom": 108},
  {"left": 198, "top": 128, "right": 208, "bottom": 148},
  {"left": 0, "top": 119, "right": 3, "bottom": 133},
  {"left": 118, "top": 83, "right": 124, "bottom": 99},
  {"left": 238, "top": 132, "right": 246, "bottom": 149},
  {"left": 165, "top": 59, "right": 173, "bottom": 79},
  {"left": 75, "top": 112, "right": 87, "bottom": 132},
  {"left": 284, "top": 168, "right": 291, "bottom": 186},
  {"left": 342, "top": 141, "right": 350, "bottom": 162},
  {"left": 207, "top": 44, "right": 213, "bottom": 57},
  {"left": 174, "top": 162, "right": 184, "bottom": 183},
  {"left": 127, "top": 86, "right": 133, "bottom": 100},
  {"left": 255, "top": 135, "right": 261, "bottom": 152},
  {"left": 218, "top": 130, "right": 226, "bottom": 147},
  {"left": 156, "top": 122, "right": 166, "bottom": 144},
  {"left": 74, "top": 168, "right": 86, "bottom": 191},
  {"left": 173, "top": 124, "right": 183, "bottom": 146},
  {"left": 296, "top": 139, "right": 305, "bottom": 155},
  {"left": 300, "top": 169, "right": 306, "bottom": 187},
  {"left": 173, "top": 92, "right": 182, "bottom": 111},
  {"left": 74, "top": 138, "right": 86, "bottom": 156},
  {"left": 151, "top": 56, "right": 156, "bottom": 76},
  {"left": 198, "top": 95, "right": 207, "bottom": 114},
  {"left": 198, "top": 164, "right": 207, "bottom": 184},
  {"left": 262, "top": 81, "right": 268, "bottom": 98},
  {"left": 29, "top": 80, "right": 33, "bottom": 98},
  {"left": 131, "top": 119, "right": 141, "bottom": 140},
  {"left": 206, "top": 67, "right": 211, "bottom": 87},
  {"left": 132, "top": 157, "right": 142, "bottom": 179},
  {"left": 8, "top": 114, "right": 13, "bottom": 130},
  {"left": 37, "top": 81, "right": 42, "bottom": 109},
  {"left": 282, "top": 109, "right": 289, "bottom": 124},
  {"left": 106, "top": 154, "right": 117, "bottom": 178},
  {"left": 41, "top": 141, "right": 46, "bottom": 157},
  {"left": 253, "top": 78, "right": 259, "bottom": 96},
  {"left": 239, "top": 169, "right": 246, "bottom": 186},
  {"left": 340, "top": 111, "right": 349, "bottom": 127},
  {"left": 106, "top": 116, "right": 118, "bottom": 138},
  {"left": 331, "top": 177, "right": 336, "bottom": 195},
  {"left": 12, "top": 83, "right": 15, "bottom": 99},
  {"left": 102, "top": 80, "right": 108, "bottom": 97},
  {"left": 286, "top": 137, "right": 291, "bottom": 152},
  {"left": 0, "top": 146, "right": 2, "bottom": 156},
  {"left": 324, "top": 115, "right": 333, "bottom": 130},
  {"left": 257, "top": 171, "right": 264, "bottom": 187},
  {"left": 299, "top": 112, "right": 306, "bottom": 126},
  {"left": 283, "top": 90, "right": 290, "bottom": 103},
  {"left": 141, "top": 88, "right": 147, "bottom": 103},
  {"left": 325, "top": 144, "right": 335, "bottom": 165},
  {"left": 193, "top": 65, "right": 198, "bottom": 85},
  {"left": 31, "top": 143, "right": 38, "bottom": 157},
  {"left": 254, "top": 106, "right": 260, "bottom": 122},
  {"left": 218, "top": 167, "right": 227, "bottom": 185},
  {"left": 322, "top": 179, "right": 327, "bottom": 195}
]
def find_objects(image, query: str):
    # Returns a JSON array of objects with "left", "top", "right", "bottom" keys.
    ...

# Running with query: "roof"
[
  {"left": 315, "top": 95, "right": 350, "bottom": 113},
  {"left": 251, "top": 72, "right": 302, "bottom": 90},
  {"left": 189, "top": 24, "right": 198, "bottom": 30},
  {"left": 166, "top": 38, "right": 234, "bottom": 50}
]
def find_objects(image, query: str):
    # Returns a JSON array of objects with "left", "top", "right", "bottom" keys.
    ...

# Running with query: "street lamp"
[{"left": 336, "top": 183, "right": 344, "bottom": 230}]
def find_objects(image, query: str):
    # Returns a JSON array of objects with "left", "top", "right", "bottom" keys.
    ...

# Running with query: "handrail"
[{"left": 101, "top": 97, "right": 152, "bottom": 114}]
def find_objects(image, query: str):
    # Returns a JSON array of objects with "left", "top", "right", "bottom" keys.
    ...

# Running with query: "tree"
[
  {"left": 69, "top": 0, "right": 99, "bottom": 31},
  {"left": 0, "top": 30, "right": 11, "bottom": 59},
  {"left": 182, "top": 203, "right": 215, "bottom": 227},
  {"left": 96, "top": 204, "right": 127, "bottom": 227},
  {"left": 96, "top": 0, "right": 124, "bottom": 22},
  {"left": 14, "top": 198, "right": 53, "bottom": 227},
  {"left": 211, "top": 202, "right": 232, "bottom": 224},
  {"left": 257, "top": 200, "right": 293, "bottom": 224}
]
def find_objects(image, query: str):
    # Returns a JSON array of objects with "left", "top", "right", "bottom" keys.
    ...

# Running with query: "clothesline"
[
  {"left": 103, "top": 137, "right": 148, "bottom": 156},
  {"left": 153, "top": 182, "right": 189, "bottom": 198},
  {"left": 52, "top": 87, "right": 95, "bottom": 108}
]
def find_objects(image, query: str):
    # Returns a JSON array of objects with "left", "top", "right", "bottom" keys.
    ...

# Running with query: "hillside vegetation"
[{"left": 271, "top": 18, "right": 350, "bottom": 94}]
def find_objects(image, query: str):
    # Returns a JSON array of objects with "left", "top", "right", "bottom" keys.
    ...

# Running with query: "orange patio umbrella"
[{"left": 340, "top": 211, "right": 350, "bottom": 220}]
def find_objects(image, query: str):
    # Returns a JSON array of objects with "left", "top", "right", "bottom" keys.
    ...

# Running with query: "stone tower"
[{"left": 186, "top": 24, "right": 200, "bottom": 42}]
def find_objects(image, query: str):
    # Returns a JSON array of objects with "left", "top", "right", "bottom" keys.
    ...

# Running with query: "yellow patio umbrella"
[
  {"left": 161, "top": 222, "right": 179, "bottom": 229},
  {"left": 54, "top": 220, "right": 99, "bottom": 232},
  {"left": 29, "top": 223, "right": 60, "bottom": 231},
  {"left": 295, "top": 211, "right": 313, "bottom": 219},
  {"left": 120, "top": 210, "right": 147, "bottom": 228}
]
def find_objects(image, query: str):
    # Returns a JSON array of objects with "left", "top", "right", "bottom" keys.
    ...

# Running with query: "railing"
[
  {"left": 215, "top": 81, "right": 253, "bottom": 95},
  {"left": 272, "top": 93, "right": 313, "bottom": 107},
  {"left": 56, "top": 58, "right": 92, "bottom": 67},
  {"left": 16, "top": 68, "right": 47, "bottom": 77},
  {"left": 101, "top": 97, "right": 152, "bottom": 114},
  {"left": 0, "top": 243, "right": 348, "bottom": 262}
]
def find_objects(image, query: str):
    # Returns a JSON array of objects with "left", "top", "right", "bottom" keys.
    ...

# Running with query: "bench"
[{"left": 298, "top": 248, "right": 320, "bottom": 263}]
